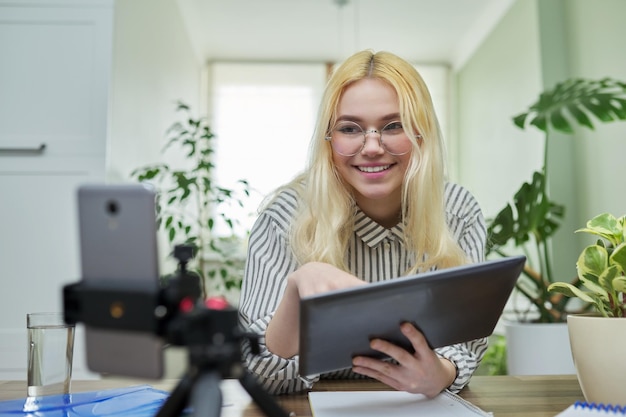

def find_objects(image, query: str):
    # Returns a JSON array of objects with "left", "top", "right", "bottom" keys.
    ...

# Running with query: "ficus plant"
[
  {"left": 486, "top": 78, "right": 626, "bottom": 322},
  {"left": 131, "top": 101, "right": 252, "bottom": 298},
  {"left": 548, "top": 213, "right": 626, "bottom": 318}
]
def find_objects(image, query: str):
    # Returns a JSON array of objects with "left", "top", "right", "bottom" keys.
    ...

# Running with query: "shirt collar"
[{"left": 354, "top": 209, "right": 405, "bottom": 248}]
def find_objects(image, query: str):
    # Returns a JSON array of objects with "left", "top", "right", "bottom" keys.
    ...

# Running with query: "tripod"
[
  {"left": 156, "top": 292, "right": 290, "bottom": 417},
  {"left": 64, "top": 245, "right": 290, "bottom": 417},
  {"left": 155, "top": 306, "right": 290, "bottom": 417}
]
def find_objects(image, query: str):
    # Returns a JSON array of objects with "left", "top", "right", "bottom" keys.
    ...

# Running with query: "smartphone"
[{"left": 77, "top": 183, "right": 164, "bottom": 379}]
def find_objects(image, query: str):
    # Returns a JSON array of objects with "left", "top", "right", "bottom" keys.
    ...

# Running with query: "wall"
[
  {"left": 564, "top": 0, "right": 626, "bottom": 220},
  {"left": 455, "top": 0, "right": 543, "bottom": 217},
  {"left": 108, "top": 0, "right": 202, "bottom": 183}
]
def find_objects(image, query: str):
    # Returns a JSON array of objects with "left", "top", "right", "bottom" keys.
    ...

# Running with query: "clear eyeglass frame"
[{"left": 325, "top": 120, "right": 421, "bottom": 156}]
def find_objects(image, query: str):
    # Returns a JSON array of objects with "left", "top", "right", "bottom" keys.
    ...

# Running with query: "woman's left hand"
[{"left": 351, "top": 322, "right": 457, "bottom": 398}]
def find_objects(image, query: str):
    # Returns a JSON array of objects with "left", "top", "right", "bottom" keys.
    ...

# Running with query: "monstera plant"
[{"left": 487, "top": 77, "right": 626, "bottom": 323}]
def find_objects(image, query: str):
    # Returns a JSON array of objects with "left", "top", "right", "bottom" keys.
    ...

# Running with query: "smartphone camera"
[
  {"left": 106, "top": 200, "right": 120, "bottom": 230},
  {"left": 106, "top": 200, "right": 119, "bottom": 215}
]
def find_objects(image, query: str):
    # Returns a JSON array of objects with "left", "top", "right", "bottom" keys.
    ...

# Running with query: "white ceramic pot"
[
  {"left": 504, "top": 321, "right": 576, "bottom": 375},
  {"left": 567, "top": 314, "right": 626, "bottom": 404}
]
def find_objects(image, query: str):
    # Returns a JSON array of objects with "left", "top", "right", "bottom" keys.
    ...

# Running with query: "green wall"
[
  {"left": 565, "top": 0, "right": 626, "bottom": 219},
  {"left": 456, "top": 0, "right": 626, "bottom": 284},
  {"left": 455, "top": 0, "right": 543, "bottom": 217}
]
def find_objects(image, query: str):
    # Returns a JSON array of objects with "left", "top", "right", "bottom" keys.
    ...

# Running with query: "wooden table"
[{"left": 0, "top": 375, "right": 583, "bottom": 416}]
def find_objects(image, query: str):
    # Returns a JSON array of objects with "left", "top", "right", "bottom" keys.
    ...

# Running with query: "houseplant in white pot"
[
  {"left": 486, "top": 78, "right": 626, "bottom": 374},
  {"left": 548, "top": 213, "right": 626, "bottom": 404}
]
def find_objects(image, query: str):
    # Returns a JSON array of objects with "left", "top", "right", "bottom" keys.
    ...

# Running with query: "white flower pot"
[
  {"left": 567, "top": 314, "right": 626, "bottom": 404},
  {"left": 504, "top": 321, "right": 576, "bottom": 375}
]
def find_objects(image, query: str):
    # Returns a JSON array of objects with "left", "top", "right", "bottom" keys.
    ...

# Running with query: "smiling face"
[{"left": 331, "top": 78, "right": 413, "bottom": 227}]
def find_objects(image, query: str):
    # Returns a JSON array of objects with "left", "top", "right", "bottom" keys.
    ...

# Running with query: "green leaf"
[
  {"left": 513, "top": 78, "right": 626, "bottom": 134},
  {"left": 512, "top": 113, "right": 527, "bottom": 129},
  {"left": 486, "top": 170, "right": 564, "bottom": 253},
  {"left": 549, "top": 110, "right": 573, "bottom": 133},
  {"left": 176, "top": 101, "right": 190, "bottom": 111},
  {"left": 579, "top": 275, "right": 608, "bottom": 299},
  {"left": 529, "top": 114, "right": 547, "bottom": 131},
  {"left": 610, "top": 243, "right": 626, "bottom": 271},
  {"left": 577, "top": 213, "right": 622, "bottom": 246},
  {"left": 598, "top": 265, "right": 620, "bottom": 292},
  {"left": 611, "top": 97, "right": 626, "bottom": 119},
  {"left": 583, "top": 98, "right": 615, "bottom": 122},
  {"left": 566, "top": 103, "right": 594, "bottom": 130},
  {"left": 548, "top": 282, "right": 596, "bottom": 303},
  {"left": 577, "top": 245, "right": 608, "bottom": 281},
  {"left": 612, "top": 276, "right": 626, "bottom": 293}
]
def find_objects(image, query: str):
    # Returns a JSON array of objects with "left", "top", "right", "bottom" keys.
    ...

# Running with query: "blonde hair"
[{"left": 270, "top": 50, "right": 468, "bottom": 273}]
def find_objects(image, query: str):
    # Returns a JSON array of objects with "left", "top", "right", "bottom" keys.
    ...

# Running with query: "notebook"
[
  {"left": 299, "top": 256, "right": 526, "bottom": 376},
  {"left": 308, "top": 390, "right": 493, "bottom": 417},
  {"left": 556, "top": 402, "right": 626, "bottom": 416}
]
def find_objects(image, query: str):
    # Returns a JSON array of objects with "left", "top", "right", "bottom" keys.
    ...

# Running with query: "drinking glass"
[{"left": 26, "top": 312, "right": 75, "bottom": 396}]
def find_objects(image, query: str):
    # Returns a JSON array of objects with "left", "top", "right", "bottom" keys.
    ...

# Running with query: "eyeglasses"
[{"left": 325, "top": 120, "right": 419, "bottom": 156}]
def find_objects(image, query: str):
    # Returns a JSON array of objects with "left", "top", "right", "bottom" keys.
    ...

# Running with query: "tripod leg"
[
  {"left": 239, "top": 371, "right": 291, "bottom": 417},
  {"left": 190, "top": 370, "right": 222, "bottom": 417},
  {"left": 156, "top": 370, "right": 196, "bottom": 417}
]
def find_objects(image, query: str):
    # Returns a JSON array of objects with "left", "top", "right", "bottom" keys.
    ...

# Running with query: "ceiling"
[{"left": 176, "top": 0, "right": 515, "bottom": 69}]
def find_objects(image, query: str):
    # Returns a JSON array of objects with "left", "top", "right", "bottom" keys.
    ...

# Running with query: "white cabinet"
[{"left": 0, "top": 0, "right": 113, "bottom": 379}]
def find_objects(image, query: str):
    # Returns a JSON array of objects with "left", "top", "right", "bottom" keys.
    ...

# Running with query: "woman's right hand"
[
  {"left": 288, "top": 262, "right": 366, "bottom": 297},
  {"left": 265, "top": 262, "right": 366, "bottom": 358}
]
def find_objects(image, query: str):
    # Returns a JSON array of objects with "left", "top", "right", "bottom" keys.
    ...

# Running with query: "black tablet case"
[{"left": 298, "top": 256, "right": 525, "bottom": 376}]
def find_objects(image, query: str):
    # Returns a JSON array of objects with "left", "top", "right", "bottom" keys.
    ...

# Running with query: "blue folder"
[{"left": 0, "top": 385, "right": 171, "bottom": 416}]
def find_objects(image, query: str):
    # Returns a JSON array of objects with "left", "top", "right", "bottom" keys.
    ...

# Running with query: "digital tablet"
[{"left": 298, "top": 256, "right": 525, "bottom": 376}]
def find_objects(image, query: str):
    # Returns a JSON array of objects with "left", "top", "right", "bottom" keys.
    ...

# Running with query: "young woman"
[{"left": 238, "top": 50, "right": 487, "bottom": 396}]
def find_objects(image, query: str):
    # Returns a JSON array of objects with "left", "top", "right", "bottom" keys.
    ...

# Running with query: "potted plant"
[
  {"left": 547, "top": 213, "right": 626, "bottom": 404},
  {"left": 486, "top": 77, "right": 626, "bottom": 374},
  {"left": 131, "top": 102, "right": 252, "bottom": 302}
]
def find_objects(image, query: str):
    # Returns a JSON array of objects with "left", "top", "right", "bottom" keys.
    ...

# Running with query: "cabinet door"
[
  {"left": 0, "top": 1, "right": 113, "bottom": 156},
  {"left": 0, "top": 1, "right": 113, "bottom": 380},
  {"left": 0, "top": 160, "right": 104, "bottom": 379}
]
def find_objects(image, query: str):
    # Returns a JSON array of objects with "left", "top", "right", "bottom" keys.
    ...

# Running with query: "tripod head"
[{"left": 173, "top": 244, "right": 195, "bottom": 265}]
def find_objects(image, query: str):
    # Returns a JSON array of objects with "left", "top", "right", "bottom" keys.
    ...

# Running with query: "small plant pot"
[
  {"left": 504, "top": 320, "right": 575, "bottom": 375},
  {"left": 567, "top": 314, "right": 626, "bottom": 404}
]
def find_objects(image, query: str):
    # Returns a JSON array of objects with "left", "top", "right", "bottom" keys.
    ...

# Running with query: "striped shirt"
[{"left": 238, "top": 182, "right": 488, "bottom": 395}]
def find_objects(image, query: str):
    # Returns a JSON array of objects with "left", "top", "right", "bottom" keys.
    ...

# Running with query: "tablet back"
[{"left": 298, "top": 256, "right": 525, "bottom": 376}]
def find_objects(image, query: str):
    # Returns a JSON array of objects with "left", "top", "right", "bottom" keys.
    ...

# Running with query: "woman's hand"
[
  {"left": 351, "top": 322, "right": 457, "bottom": 398},
  {"left": 288, "top": 262, "right": 367, "bottom": 297},
  {"left": 266, "top": 262, "right": 366, "bottom": 359}
]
